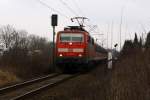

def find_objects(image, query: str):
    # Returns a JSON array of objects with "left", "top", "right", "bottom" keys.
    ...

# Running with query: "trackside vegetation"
[
  {"left": 109, "top": 32, "right": 150, "bottom": 100},
  {"left": 0, "top": 25, "right": 53, "bottom": 86}
]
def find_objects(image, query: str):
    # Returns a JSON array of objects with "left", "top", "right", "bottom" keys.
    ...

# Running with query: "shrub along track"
[{"left": 0, "top": 73, "right": 78, "bottom": 100}]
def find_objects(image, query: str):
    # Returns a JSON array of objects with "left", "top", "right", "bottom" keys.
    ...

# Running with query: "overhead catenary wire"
[
  {"left": 58, "top": 0, "right": 97, "bottom": 34},
  {"left": 66, "top": 0, "right": 94, "bottom": 29},
  {"left": 36, "top": 0, "right": 70, "bottom": 19},
  {"left": 58, "top": 0, "right": 80, "bottom": 17},
  {"left": 71, "top": 0, "right": 86, "bottom": 17},
  {"left": 70, "top": 0, "right": 95, "bottom": 28},
  {"left": 59, "top": 0, "right": 98, "bottom": 36},
  {"left": 37, "top": 0, "right": 92, "bottom": 28},
  {"left": 89, "top": 25, "right": 97, "bottom": 32},
  {"left": 36, "top": 0, "right": 107, "bottom": 48},
  {"left": 37, "top": 0, "right": 99, "bottom": 40}
]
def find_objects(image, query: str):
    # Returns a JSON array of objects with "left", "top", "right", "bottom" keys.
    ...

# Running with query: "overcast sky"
[{"left": 0, "top": 0, "right": 150, "bottom": 48}]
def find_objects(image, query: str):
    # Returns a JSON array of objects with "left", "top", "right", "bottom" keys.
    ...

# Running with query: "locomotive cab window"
[
  {"left": 60, "top": 34, "right": 71, "bottom": 42},
  {"left": 60, "top": 33, "right": 84, "bottom": 42}
]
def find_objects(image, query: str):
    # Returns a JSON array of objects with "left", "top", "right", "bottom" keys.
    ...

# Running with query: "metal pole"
[
  {"left": 120, "top": 12, "right": 123, "bottom": 50},
  {"left": 120, "top": 7, "right": 124, "bottom": 50},
  {"left": 52, "top": 26, "right": 55, "bottom": 71},
  {"left": 111, "top": 21, "right": 114, "bottom": 49},
  {"left": 107, "top": 23, "right": 110, "bottom": 49}
]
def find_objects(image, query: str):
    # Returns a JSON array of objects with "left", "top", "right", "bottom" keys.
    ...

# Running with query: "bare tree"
[
  {"left": 27, "top": 35, "right": 47, "bottom": 51},
  {"left": 11, "top": 30, "right": 28, "bottom": 49},
  {"left": 0, "top": 25, "right": 15, "bottom": 48}
]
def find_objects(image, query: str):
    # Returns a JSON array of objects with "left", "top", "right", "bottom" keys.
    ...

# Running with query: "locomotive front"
[{"left": 56, "top": 28, "right": 88, "bottom": 65}]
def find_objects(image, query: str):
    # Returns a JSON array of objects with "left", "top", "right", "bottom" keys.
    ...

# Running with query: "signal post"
[{"left": 51, "top": 14, "right": 58, "bottom": 72}]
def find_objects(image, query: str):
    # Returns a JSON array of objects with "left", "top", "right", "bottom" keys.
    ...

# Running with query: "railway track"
[{"left": 0, "top": 73, "right": 77, "bottom": 100}]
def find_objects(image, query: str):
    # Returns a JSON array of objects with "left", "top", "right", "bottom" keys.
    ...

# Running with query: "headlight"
[
  {"left": 78, "top": 54, "right": 82, "bottom": 57},
  {"left": 59, "top": 54, "right": 63, "bottom": 57}
]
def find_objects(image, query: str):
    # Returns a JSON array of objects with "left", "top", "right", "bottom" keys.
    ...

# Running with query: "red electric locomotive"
[{"left": 55, "top": 26, "right": 107, "bottom": 72}]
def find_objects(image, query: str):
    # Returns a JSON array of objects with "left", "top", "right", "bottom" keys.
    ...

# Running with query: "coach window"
[{"left": 92, "top": 38, "right": 94, "bottom": 45}]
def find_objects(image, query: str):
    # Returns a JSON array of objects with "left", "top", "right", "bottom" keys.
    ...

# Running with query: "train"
[{"left": 55, "top": 26, "right": 108, "bottom": 72}]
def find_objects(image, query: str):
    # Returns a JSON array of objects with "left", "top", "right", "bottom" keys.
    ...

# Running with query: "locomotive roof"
[
  {"left": 57, "top": 26, "right": 89, "bottom": 35},
  {"left": 64, "top": 26, "right": 87, "bottom": 32}
]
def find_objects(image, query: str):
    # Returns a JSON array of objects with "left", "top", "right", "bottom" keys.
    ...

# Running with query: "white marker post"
[{"left": 108, "top": 52, "right": 112, "bottom": 69}]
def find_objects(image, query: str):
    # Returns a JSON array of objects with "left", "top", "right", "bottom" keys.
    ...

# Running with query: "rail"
[{"left": 0, "top": 73, "right": 77, "bottom": 100}]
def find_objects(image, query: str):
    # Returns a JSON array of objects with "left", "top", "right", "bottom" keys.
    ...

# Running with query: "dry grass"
[
  {"left": 110, "top": 49, "right": 150, "bottom": 100},
  {"left": 0, "top": 69, "right": 20, "bottom": 87}
]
